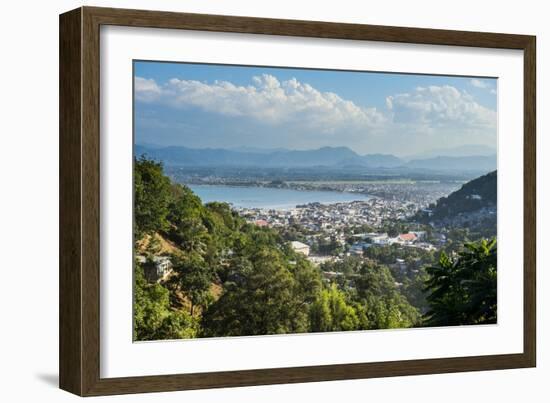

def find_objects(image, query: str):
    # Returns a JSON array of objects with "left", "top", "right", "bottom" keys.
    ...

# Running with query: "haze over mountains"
[
  {"left": 404, "top": 144, "right": 496, "bottom": 160},
  {"left": 135, "top": 144, "right": 496, "bottom": 173}
]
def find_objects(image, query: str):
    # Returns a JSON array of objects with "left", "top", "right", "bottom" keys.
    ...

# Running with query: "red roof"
[
  {"left": 254, "top": 219, "right": 269, "bottom": 227},
  {"left": 399, "top": 233, "right": 417, "bottom": 241}
]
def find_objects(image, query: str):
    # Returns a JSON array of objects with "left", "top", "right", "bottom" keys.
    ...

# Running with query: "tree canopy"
[
  {"left": 132, "top": 156, "right": 497, "bottom": 341},
  {"left": 423, "top": 238, "right": 497, "bottom": 326}
]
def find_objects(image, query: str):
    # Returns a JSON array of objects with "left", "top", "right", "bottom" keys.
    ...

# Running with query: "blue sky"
[{"left": 134, "top": 61, "right": 497, "bottom": 156}]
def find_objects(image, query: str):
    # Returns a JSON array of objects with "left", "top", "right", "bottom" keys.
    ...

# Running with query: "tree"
[
  {"left": 401, "top": 267, "right": 430, "bottom": 314},
  {"left": 309, "top": 284, "right": 360, "bottom": 332},
  {"left": 290, "top": 258, "right": 323, "bottom": 330},
  {"left": 134, "top": 156, "right": 172, "bottom": 238},
  {"left": 201, "top": 248, "right": 307, "bottom": 337},
  {"left": 165, "top": 184, "right": 211, "bottom": 254},
  {"left": 316, "top": 236, "right": 344, "bottom": 256},
  {"left": 134, "top": 264, "right": 198, "bottom": 340},
  {"left": 171, "top": 253, "right": 213, "bottom": 316},
  {"left": 133, "top": 156, "right": 428, "bottom": 340},
  {"left": 424, "top": 238, "right": 497, "bottom": 326},
  {"left": 354, "top": 262, "right": 421, "bottom": 329}
]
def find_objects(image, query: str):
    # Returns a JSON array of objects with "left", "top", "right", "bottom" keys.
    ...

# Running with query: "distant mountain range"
[{"left": 135, "top": 144, "right": 496, "bottom": 172}]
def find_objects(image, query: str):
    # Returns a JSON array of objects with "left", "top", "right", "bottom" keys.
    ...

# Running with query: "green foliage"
[
  {"left": 364, "top": 243, "right": 434, "bottom": 266},
  {"left": 167, "top": 185, "right": 210, "bottom": 253},
  {"left": 171, "top": 253, "right": 214, "bottom": 316},
  {"left": 424, "top": 238, "right": 497, "bottom": 326},
  {"left": 400, "top": 267, "right": 430, "bottom": 314},
  {"left": 201, "top": 247, "right": 315, "bottom": 337},
  {"left": 201, "top": 246, "right": 323, "bottom": 337},
  {"left": 313, "top": 236, "right": 344, "bottom": 256},
  {"left": 279, "top": 224, "right": 312, "bottom": 244},
  {"left": 133, "top": 157, "right": 496, "bottom": 341},
  {"left": 353, "top": 262, "right": 421, "bottom": 329},
  {"left": 380, "top": 222, "right": 409, "bottom": 238},
  {"left": 422, "top": 170, "right": 497, "bottom": 221},
  {"left": 134, "top": 264, "right": 198, "bottom": 340},
  {"left": 134, "top": 156, "right": 172, "bottom": 238},
  {"left": 309, "top": 284, "right": 360, "bottom": 332},
  {"left": 318, "top": 257, "right": 421, "bottom": 330}
]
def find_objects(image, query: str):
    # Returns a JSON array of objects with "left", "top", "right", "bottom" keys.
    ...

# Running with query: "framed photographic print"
[{"left": 59, "top": 6, "right": 536, "bottom": 396}]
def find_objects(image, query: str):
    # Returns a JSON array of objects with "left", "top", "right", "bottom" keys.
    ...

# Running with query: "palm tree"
[{"left": 424, "top": 238, "right": 497, "bottom": 326}]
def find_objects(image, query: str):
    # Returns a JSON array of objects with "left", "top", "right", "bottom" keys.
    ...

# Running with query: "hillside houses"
[
  {"left": 236, "top": 196, "right": 440, "bottom": 265},
  {"left": 349, "top": 241, "right": 370, "bottom": 255},
  {"left": 240, "top": 197, "right": 420, "bottom": 234},
  {"left": 369, "top": 233, "right": 391, "bottom": 245},
  {"left": 397, "top": 232, "right": 417, "bottom": 244},
  {"left": 137, "top": 255, "right": 173, "bottom": 283},
  {"left": 290, "top": 241, "right": 310, "bottom": 256}
]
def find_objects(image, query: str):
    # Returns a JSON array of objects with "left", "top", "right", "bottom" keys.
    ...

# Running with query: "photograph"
[{"left": 132, "top": 61, "right": 498, "bottom": 341}]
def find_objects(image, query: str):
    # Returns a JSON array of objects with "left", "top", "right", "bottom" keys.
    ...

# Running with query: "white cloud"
[
  {"left": 136, "top": 76, "right": 497, "bottom": 151},
  {"left": 135, "top": 74, "right": 385, "bottom": 132},
  {"left": 134, "top": 77, "right": 161, "bottom": 102},
  {"left": 386, "top": 85, "right": 496, "bottom": 132},
  {"left": 470, "top": 78, "right": 489, "bottom": 89},
  {"left": 470, "top": 78, "right": 497, "bottom": 96}
]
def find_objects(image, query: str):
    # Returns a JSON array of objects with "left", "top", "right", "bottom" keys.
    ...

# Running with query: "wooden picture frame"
[{"left": 59, "top": 6, "right": 536, "bottom": 396}]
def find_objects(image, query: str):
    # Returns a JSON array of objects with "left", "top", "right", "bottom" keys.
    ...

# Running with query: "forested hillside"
[
  {"left": 425, "top": 170, "right": 496, "bottom": 220},
  {"left": 134, "top": 157, "right": 497, "bottom": 340},
  {"left": 416, "top": 170, "right": 497, "bottom": 239}
]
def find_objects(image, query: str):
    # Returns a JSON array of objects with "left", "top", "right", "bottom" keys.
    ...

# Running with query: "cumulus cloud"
[
  {"left": 134, "top": 74, "right": 385, "bottom": 132},
  {"left": 135, "top": 77, "right": 162, "bottom": 102},
  {"left": 470, "top": 78, "right": 489, "bottom": 89},
  {"left": 386, "top": 85, "right": 496, "bottom": 131},
  {"left": 470, "top": 78, "right": 497, "bottom": 96},
  {"left": 136, "top": 75, "right": 497, "bottom": 150}
]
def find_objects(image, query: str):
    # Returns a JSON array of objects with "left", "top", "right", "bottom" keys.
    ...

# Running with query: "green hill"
[
  {"left": 134, "top": 157, "right": 497, "bottom": 340},
  {"left": 133, "top": 156, "right": 421, "bottom": 341},
  {"left": 430, "top": 170, "right": 496, "bottom": 218}
]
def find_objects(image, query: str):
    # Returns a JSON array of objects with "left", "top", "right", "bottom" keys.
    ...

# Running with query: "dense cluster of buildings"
[
  {"left": 348, "top": 230, "right": 437, "bottom": 252},
  {"left": 282, "top": 181, "right": 461, "bottom": 208},
  {"left": 238, "top": 198, "right": 418, "bottom": 233},
  {"left": 138, "top": 181, "right": 463, "bottom": 283},
  {"left": 236, "top": 197, "right": 443, "bottom": 268},
  {"left": 290, "top": 229, "right": 436, "bottom": 260}
]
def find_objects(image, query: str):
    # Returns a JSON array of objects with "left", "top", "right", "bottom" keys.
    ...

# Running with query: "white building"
[
  {"left": 137, "top": 255, "right": 173, "bottom": 282},
  {"left": 370, "top": 233, "right": 390, "bottom": 245},
  {"left": 307, "top": 255, "right": 335, "bottom": 266},
  {"left": 291, "top": 241, "right": 310, "bottom": 256},
  {"left": 397, "top": 233, "right": 418, "bottom": 245}
]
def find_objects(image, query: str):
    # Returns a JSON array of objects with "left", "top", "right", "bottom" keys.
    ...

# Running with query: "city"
[
  {"left": 225, "top": 185, "right": 457, "bottom": 284},
  {"left": 132, "top": 60, "right": 498, "bottom": 340}
]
